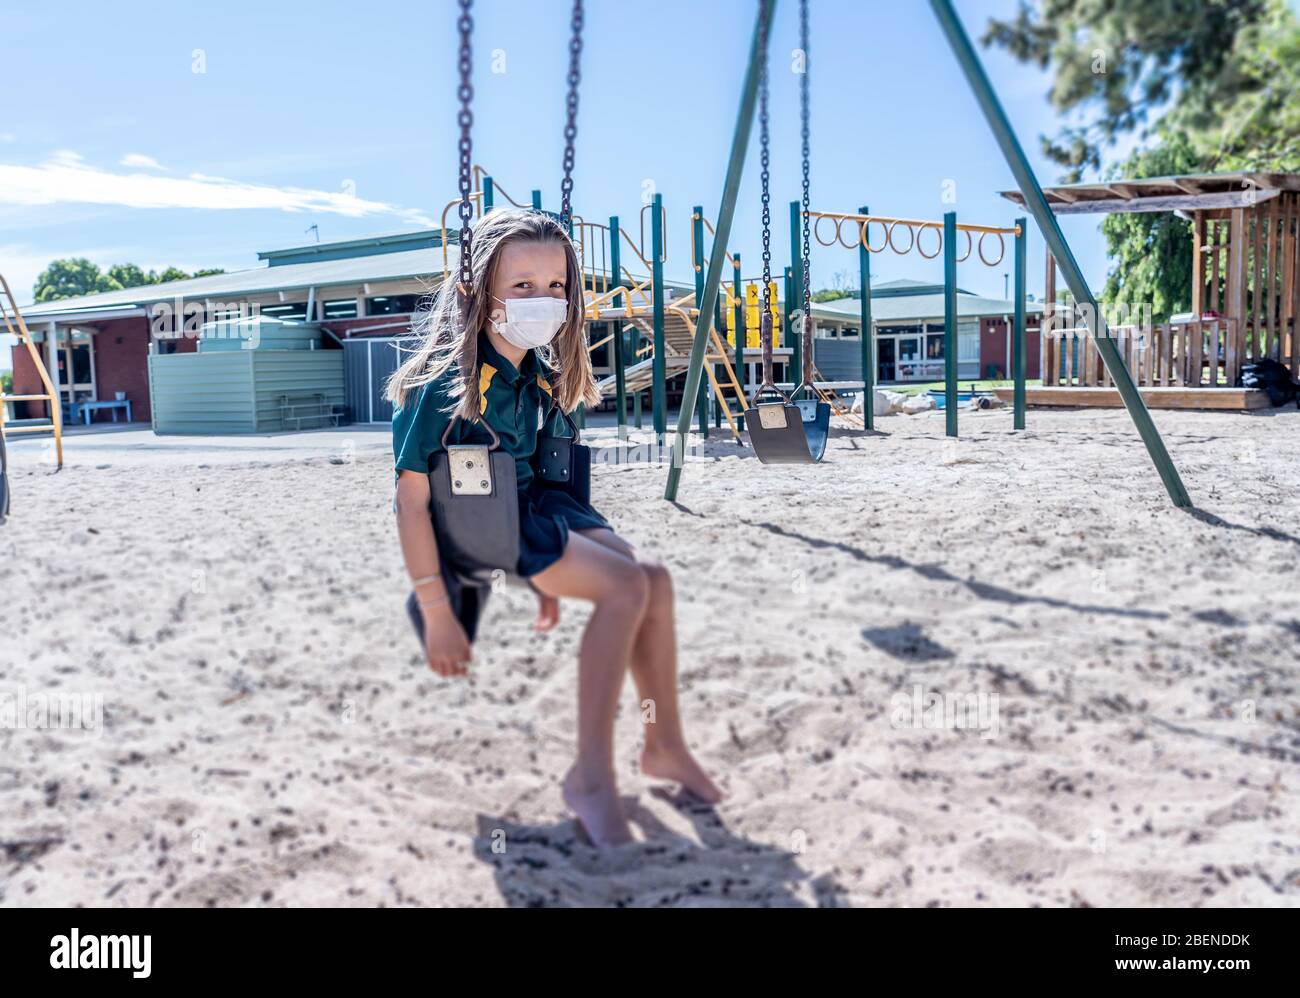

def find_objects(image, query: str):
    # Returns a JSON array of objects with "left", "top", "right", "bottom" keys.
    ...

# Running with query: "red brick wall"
[
  {"left": 90, "top": 317, "right": 155, "bottom": 423},
  {"left": 9, "top": 341, "right": 44, "bottom": 419},
  {"left": 979, "top": 315, "right": 1042, "bottom": 380}
]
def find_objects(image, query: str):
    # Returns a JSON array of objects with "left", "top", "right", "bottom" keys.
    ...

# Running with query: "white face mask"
[{"left": 491, "top": 295, "right": 567, "bottom": 350}]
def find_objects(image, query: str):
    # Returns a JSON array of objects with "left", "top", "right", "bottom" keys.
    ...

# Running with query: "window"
[
  {"left": 322, "top": 299, "right": 358, "bottom": 319},
  {"left": 926, "top": 333, "right": 944, "bottom": 360},
  {"left": 261, "top": 302, "right": 308, "bottom": 320},
  {"left": 367, "top": 294, "right": 422, "bottom": 316}
]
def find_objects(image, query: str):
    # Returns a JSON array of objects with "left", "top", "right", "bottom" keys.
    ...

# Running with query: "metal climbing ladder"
[{"left": 0, "top": 272, "right": 64, "bottom": 470}]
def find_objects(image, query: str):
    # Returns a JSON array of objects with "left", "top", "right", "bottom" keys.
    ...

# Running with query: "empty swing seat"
[{"left": 745, "top": 397, "right": 831, "bottom": 464}]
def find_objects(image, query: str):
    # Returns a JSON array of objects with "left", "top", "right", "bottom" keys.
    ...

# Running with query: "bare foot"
[
  {"left": 640, "top": 743, "right": 724, "bottom": 803},
  {"left": 562, "top": 766, "right": 634, "bottom": 847}
]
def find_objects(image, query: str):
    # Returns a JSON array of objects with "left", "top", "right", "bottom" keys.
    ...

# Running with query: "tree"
[
  {"left": 32, "top": 260, "right": 228, "bottom": 300},
  {"left": 1173, "top": 2, "right": 1300, "bottom": 169},
  {"left": 107, "top": 263, "right": 152, "bottom": 289},
  {"left": 34, "top": 259, "right": 118, "bottom": 302},
  {"left": 982, "top": 0, "right": 1290, "bottom": 181},
  {"left": 1099, "top": 132, "right": 1203, "bottom": 322}
]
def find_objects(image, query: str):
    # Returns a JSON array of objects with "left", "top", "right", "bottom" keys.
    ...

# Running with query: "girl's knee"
[
  {"left": 640, "top": 559, "right": 673, "bottom": 606},
  {"left": 603, "top": 559, "right": 650, "bottom": 615}
]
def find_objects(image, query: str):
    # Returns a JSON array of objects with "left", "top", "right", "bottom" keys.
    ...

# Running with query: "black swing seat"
[
  {"left": 407, "top": 406, "right": 590, "bottom": 647},
  {"left": 745, "top": 396, "right": 831, "bottom": 464}
]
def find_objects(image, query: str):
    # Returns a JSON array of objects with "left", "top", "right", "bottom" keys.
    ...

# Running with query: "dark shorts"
[{"left": 517, "top": 480, "right": 610, "bottom": 578}]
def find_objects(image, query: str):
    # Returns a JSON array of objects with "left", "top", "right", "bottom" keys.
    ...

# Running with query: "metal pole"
[
  {"left": 944, "top": 211, "right": 958, "bottom": 437},
  {"left": 483, "top": 176, "right": 495, "bottom": 212},
  {"left": 714, "top": 292, "right": 724, "bottom": 428},
  {"left": 651, "top": 192, "right": 667, "bottom": 440},
  {"left": 858, "top": 203, "right": 874, "bottom": 431},
  {"left": 783, "top": 265, "right": 793, "bottom": 380},
  {"left": 929, "top": 0, "right": 1190, "bottom": 507},
  {"left": 609, "top": 215, "right": 627, "bottom": 433},
  {"left": 788, "top": 201, "right": 802, "bottom": 390},
  {"left": 663, "top": 0, "right": 772, "bottom": 501},
  {"left": 692, "top": 205, "right": 708, "bottom": 439},
  {"left": 1013, "top": 216, "right": 1026, "bottom": 430},
  {"left": 531, "top": 189, "right": 542, "bottom": 211},
  {"left": 733, "top": 253, "right": 745, "bottom": 432}
]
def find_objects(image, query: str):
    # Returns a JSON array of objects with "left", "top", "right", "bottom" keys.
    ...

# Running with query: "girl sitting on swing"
[{"left": 387, "top": 208, "right": 721, "bottom": 846}]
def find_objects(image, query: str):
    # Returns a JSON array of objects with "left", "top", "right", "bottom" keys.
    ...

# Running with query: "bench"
[{"left": 277, "top": 394, "right": 340, "bottom": 431}]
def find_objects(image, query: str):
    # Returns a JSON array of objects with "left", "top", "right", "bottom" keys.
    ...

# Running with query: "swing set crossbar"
[{"left": 806, "top": 209, "right": 1021, "bottom": 237}]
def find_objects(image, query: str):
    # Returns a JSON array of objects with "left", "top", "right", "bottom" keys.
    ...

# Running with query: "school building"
[{"left": 6, "top": 227, "right": 1042, "bottom": 431}]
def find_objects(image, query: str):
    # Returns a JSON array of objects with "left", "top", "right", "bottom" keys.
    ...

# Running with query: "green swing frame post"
[
  {"left": 1013, "top": 215, "right": 1027, "bottom": 430},
  {"left": 733, "top": 253, "right": 745, "bottom": 433},
  {"left": 692, "top": 205, "right": 709, "bottom": 439},
  {"left": 930, "top": 0, "right": 1190, "bottom": 507},
  {"left": 665, "top": 0, "right": 1191, "bottom": 507},
  {"left": 858, "top": 203, "right": 874, "bottom": 432},
  {"left": 943, "top": 211, "right": 958, "bottom": 437},
  {"left": 663, "top": 0, "right": 772, "bottom": 501},
  {"left": 609, "top": 214, "right": 628, "bottom": 433},
  {"left": 651, "top": 192, "right": 667, "bottom": 440}
]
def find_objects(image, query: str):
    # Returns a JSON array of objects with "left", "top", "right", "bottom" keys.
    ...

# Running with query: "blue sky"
[{"left": 0, "top": 0, "right": 1213, "bottom": 351}]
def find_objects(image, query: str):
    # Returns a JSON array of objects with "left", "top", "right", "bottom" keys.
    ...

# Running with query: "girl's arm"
[{"left": 394, "top": 469, "right": 472, "bottom": 676}]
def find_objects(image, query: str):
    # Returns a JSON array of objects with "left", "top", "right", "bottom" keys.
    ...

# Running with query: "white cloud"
[
  {"left": 0, "top": 133, "right": 15, "bottom": 143},
  {"left": 0, "top": 152, "right": 434, "bottom": 225},
  {"left": 120, "top": 152, "right": 166, "bottom": 171}
]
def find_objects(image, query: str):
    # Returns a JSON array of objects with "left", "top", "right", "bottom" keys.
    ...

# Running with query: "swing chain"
[
  {"left": 559, "top": 0, "right": 585, "bottom": 230},
  {"left": 455, "top": 0, "right": 474, "bottom": 294},
  {"left": 798, "top": 0, "right": 812, "bottom": 388},
  {"left": 756, "top": 0, "right": 775, "bottom": 393}
]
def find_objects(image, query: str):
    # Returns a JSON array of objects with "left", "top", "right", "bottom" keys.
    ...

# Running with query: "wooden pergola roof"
[{"left": 999, "top": 171, "right": 1300, "bottom": 216}]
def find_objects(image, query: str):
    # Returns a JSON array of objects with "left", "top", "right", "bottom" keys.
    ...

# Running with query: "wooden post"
[
  {"left": 1251, "top": 204, "right": 1262, "bottom": 357},
  {"left": 1192, "top": 212, "right": 1205, "bottom": 317},
  {"left": 1267, "top": 199, "right": 1281, "bottom": 360},
  {"left": 1043, "top": 249, "right": 1057, "bottom": 386},
  {"left": 1226, "top": 209, "right": 1248, "bottom": 381},
  {"left": 1281, "top": 192, "right": 1296, "bottom": 375}
]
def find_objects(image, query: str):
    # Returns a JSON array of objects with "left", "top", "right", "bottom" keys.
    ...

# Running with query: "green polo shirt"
[{"left": 392, "top": 331, "right": 556, "bottom": 489}]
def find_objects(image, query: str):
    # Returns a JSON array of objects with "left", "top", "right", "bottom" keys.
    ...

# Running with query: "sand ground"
[{"left": 1, "top": 404, "right": 1298, "bottom": 907}]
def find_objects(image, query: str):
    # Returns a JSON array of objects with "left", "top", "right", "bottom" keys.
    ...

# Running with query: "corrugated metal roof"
[
  {"left": 814, "top": 289, "right": 1043, "bottom": 323},
  {"left": 17, "top": 246, "right": 460, "bottom": 319}
]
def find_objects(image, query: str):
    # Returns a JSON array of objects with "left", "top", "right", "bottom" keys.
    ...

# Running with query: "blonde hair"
[{"left": 385, "top": 208, "right": 599, "bottom": 418}]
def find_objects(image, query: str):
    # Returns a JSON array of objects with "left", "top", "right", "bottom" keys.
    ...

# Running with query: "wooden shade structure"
[{"left": 1001, "top": 172, "right": 1300, "bottom": 391}]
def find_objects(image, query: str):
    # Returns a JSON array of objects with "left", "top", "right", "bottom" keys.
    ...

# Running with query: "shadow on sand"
[{"left": 473, "top": 788, "right": 850, "bottom": 907}]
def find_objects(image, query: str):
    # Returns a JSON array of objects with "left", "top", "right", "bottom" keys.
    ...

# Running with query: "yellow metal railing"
[{"left": 0, "top": 272, "right": 64, "bottom": 468}]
